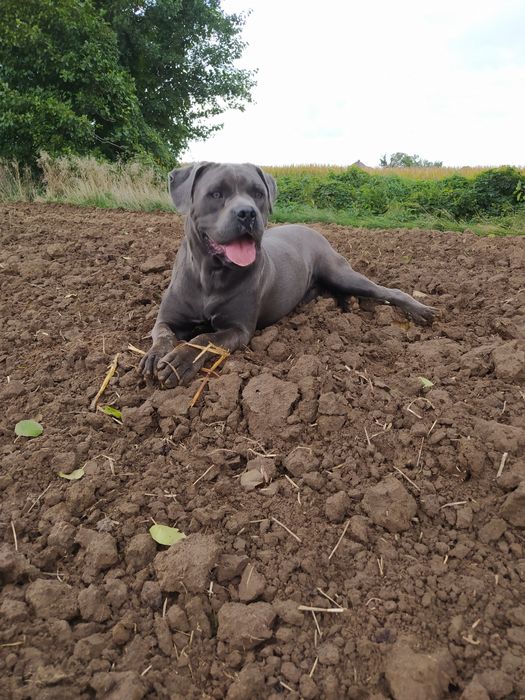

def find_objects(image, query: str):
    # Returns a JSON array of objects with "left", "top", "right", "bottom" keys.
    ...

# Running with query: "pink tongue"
[{"left": 222, "top": 236, "right": 256, "bottom": 266}]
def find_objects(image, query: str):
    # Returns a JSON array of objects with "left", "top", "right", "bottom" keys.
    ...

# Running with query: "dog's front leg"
[
  {"left": 139, "top": 320, "right": 179, "bottom": 379},
  {"left": 156, "top": 325, "right": 253, "bottom": 388}
]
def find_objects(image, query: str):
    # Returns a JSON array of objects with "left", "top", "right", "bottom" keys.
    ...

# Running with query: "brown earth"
[{"left": 1, "top": 203, "right": 525, "bottom": 700}]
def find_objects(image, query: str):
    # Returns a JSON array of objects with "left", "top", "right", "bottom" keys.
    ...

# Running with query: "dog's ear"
[
  {"left": 254, "top": 166, "right": 278, "bottom": 213},
  {"left": 168, "top": 162, "right": 210, "bottom": 213}
]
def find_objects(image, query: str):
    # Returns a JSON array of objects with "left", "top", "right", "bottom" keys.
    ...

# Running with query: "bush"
[
  {"left": 473, "top": 167, "right": 523, "bottom": 214},
  {"left": 440, "top": 176, "right": 478, "bottom": 219},
  {"left": 310, "top": 167, "right": 370, "bottom": 210},
  {"left": 274, "top": 173, "right": 319, "bottom": 207},
  {"left": 408, "top": 176, "right": 478, "bottom": 219}
]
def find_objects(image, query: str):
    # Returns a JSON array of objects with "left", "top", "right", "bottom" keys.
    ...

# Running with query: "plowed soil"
[{"left": 1, "top": 203, "right": 525, "bottom": 700}]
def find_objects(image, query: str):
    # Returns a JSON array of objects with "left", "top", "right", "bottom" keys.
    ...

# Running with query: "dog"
[{"left": 139, "top": 162, "right": 436, "bottom": 387}]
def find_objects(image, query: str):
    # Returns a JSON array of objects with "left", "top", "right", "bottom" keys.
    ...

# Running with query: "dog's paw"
[
  {"left": 156, "top": 346, "right": 200, "bottom": 388},
  {"left": 138, "top": 339, "right": 175, "bottom": 379},
  {"left": 408, "top": 302, "right": 438, "bottom": 326}
]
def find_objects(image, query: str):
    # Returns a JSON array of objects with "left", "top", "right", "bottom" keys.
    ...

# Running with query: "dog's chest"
[{"left": 179, "top": 270, "right": 222, "bottom": 325}]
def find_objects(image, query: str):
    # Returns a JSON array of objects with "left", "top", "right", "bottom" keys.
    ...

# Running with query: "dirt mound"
[{"left": 1, "top": 203, "right": 524, "bottom": 699}]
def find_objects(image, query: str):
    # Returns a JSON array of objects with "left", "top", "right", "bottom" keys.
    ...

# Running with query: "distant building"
[{"left": 351, "top": 160, "right": 369, "bottom": 169}]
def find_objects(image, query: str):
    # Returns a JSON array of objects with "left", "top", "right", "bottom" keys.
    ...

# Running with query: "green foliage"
[
  {"left": 473, "top": 167, "right": 522, "bottom": 214},
  {"left": 95, "top": 0, "right": 255, "bottom": 158},
  {"left": 274, "top": 173, "right": 320, "bottom": 207},
  {"left": 274, "top": 164, "right": 524, "bottom": 230},
  {"left": 0, "top": 0, "right": 254, "bottom": 166},
  {"left": 408, "top": 176, "right": 478, "bottom": 219},
  {"left": 0, "top": 0, "right": 147, "bottom": 164},
  {"left": 380, "top": 152, "right": 443, "bottom": 168}
]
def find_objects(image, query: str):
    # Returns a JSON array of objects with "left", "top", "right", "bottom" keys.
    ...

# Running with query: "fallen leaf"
[
  {"left": 100, "top": 405, "right": 122, "bottom": 419},
  {"left": 15, "top": 419, "right": 43, "bottom": 438},
  {"left": 58, "top": 468, "right": 85, "bottom": 481},
  {"left": 240, "top": 468, "right": 265, "bottom": 492},
  {"left": 418, "top": 376, "right": 434, "bottom": 389},
  {"left": 149, "top": 523, "right": 186, "bottom": 546}
]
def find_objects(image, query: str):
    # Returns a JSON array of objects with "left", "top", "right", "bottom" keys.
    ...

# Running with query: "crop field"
[
  {"left": 1, "top": 203, "right": 524, "bottom": 699},
  {"left": 262, "top": 164, "right": 491, "bottom": 180}
]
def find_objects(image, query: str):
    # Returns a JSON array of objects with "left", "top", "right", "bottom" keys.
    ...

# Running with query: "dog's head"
[{"left": 168, "top": 162, "right": 277, "bottom": 268}]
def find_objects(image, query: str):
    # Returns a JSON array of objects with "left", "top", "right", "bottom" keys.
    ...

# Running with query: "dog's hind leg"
[{"left": 317, "top": 251, "right": 436, "bottom": 325}]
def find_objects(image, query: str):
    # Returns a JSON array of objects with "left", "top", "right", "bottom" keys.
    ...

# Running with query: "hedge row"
[{"left": 274, "top": 166, "right": 524, "bottom": 220}]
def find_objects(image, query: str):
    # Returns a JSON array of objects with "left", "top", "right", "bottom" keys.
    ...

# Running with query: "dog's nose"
[{"left": 235, "top": 207, "right": 256, "bottom": 224}]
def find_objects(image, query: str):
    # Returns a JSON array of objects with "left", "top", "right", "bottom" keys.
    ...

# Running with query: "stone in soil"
[
  {"left": 497, "top": 459, "right": 525, "bottom": 491},
  {"left": 154, "top": 533, "right": 220, "bottom": 593},
  {"left": 25, "top": 579, "right": 79, "bottom": 620},
  {"left": 272, "top": 599, "right": 304, "bottom": 626},
  {"left": 125, "top": 533, "right": 157, "bottom": 572},
  {"left": 477, "top": 669, "right": 514, "bottom": 699},
  {"left": 283, "top": 448, "right": 320, "bottom": 477},
  {"left": 461, "top": 678, "right": 490, "bottom": 700},
  {"left": 500, "top": 481, "right": 525, "bottom": 527},
  {"left": 238, "top": 564, "right": 266, "bottom": 602},
  {"left": 217, "top": 602, "right": 276, "bottom": 649},
  {"left": 478, "top": 517, "right": 507, "bottom": 543},
  {"left": 385, "top": 638, "right": 456, "bottom": 700},
  {"left": 0, "top": 544, "right": 36, "bottom": 583},
  {"left": 242, "top": 373, "right": 299, "bottom": 437},
  {"left": 90, "top": 670, "right": 146, "bottom": 700},
  {"left": 492, "top": 340, "right": 525, "bottom": 382},
  {"left": 325, "top": 490, "right": 350, "bottom": 523},
  {"left": 75, "top": 528, "right": 119, "bottom": 577},
  {"left": 361, "top": 476, "right": 417, "bottom": 532},
  {"left": 78, "top": 584, "right": 111, "bottom": 622},
  {"left": 225, "top": 664, "right": 266, "bottom": 700}
]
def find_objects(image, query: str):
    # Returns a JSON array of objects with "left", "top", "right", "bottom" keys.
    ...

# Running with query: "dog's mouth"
[{"left": 205, "top": 234, "right": 257, "bottom": 267}]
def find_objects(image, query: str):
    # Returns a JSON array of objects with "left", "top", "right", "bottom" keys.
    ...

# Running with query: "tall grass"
[
  {"left": 0, "top": 161, "right": 39, "bottom": 202},
  {"left": 38, "top": 153, "right": 172, "bottom": 211}
]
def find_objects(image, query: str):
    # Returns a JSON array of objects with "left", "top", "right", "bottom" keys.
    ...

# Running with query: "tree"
[
  {"left": 0, "top": 0, "right": 254, "bottom": 166},
  {"left": 0, "top": 0, "right": 151, "bottom": 165},
  {"left": 380, "top": 152, "right": 443, "bottom": 168},
  {"left": 95, "top": 0, "right": 255, "bottom": 157}
]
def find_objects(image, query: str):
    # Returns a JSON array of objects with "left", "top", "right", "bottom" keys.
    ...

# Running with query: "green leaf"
[
  {"left": 15, "top": 419, "right": 43, "bottom": 438},
  {"left": 149, "top": 524, "right": 186, "bottom": 546},
  {"left": 58, "top": 468, "right": 85, "bottom": 481},
  {"left": 100, "top": 405, "right": 122, "bottom": 419},
  {"left": 418, "top": 376, "right": 434, "bottom": 389}
]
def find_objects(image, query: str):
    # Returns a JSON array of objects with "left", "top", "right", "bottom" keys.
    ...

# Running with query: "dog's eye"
[
  {"left": 210, "top": 191, "right": 223, "bottom": 200},
  {"left": 254, "top": 191, "right": 264, "bottom": 199}
]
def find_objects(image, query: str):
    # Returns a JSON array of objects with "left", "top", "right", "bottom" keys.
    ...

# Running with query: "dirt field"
[{"left": 1, "top": 203, "right": 524, "bottom": 700}]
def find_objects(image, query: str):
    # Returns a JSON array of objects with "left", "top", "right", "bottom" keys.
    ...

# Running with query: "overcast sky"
[{"left": 182, "top": 0, "right": 525, "bottom": 167}]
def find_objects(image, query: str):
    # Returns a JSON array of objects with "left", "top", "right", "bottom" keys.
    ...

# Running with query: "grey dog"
[{"left": 139, "top": 162, "right": 436, "bottom": 387}]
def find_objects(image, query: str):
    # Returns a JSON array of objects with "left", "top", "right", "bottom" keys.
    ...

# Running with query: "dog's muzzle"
[{"left": 205, "top": 233, "right": 258, "bottom": 267}]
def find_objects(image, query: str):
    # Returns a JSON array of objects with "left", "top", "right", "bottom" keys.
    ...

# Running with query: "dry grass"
[
  {"left": 0, "top": 161, "right": 39, "bottom": 202},
  {"left": 38, "top": 153, "right": 171, "bottom": 211}
]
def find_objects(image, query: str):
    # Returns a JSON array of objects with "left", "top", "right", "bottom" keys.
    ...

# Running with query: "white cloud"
[{"left": 182, "top": 0, "right": 525, "bottom": 166}]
